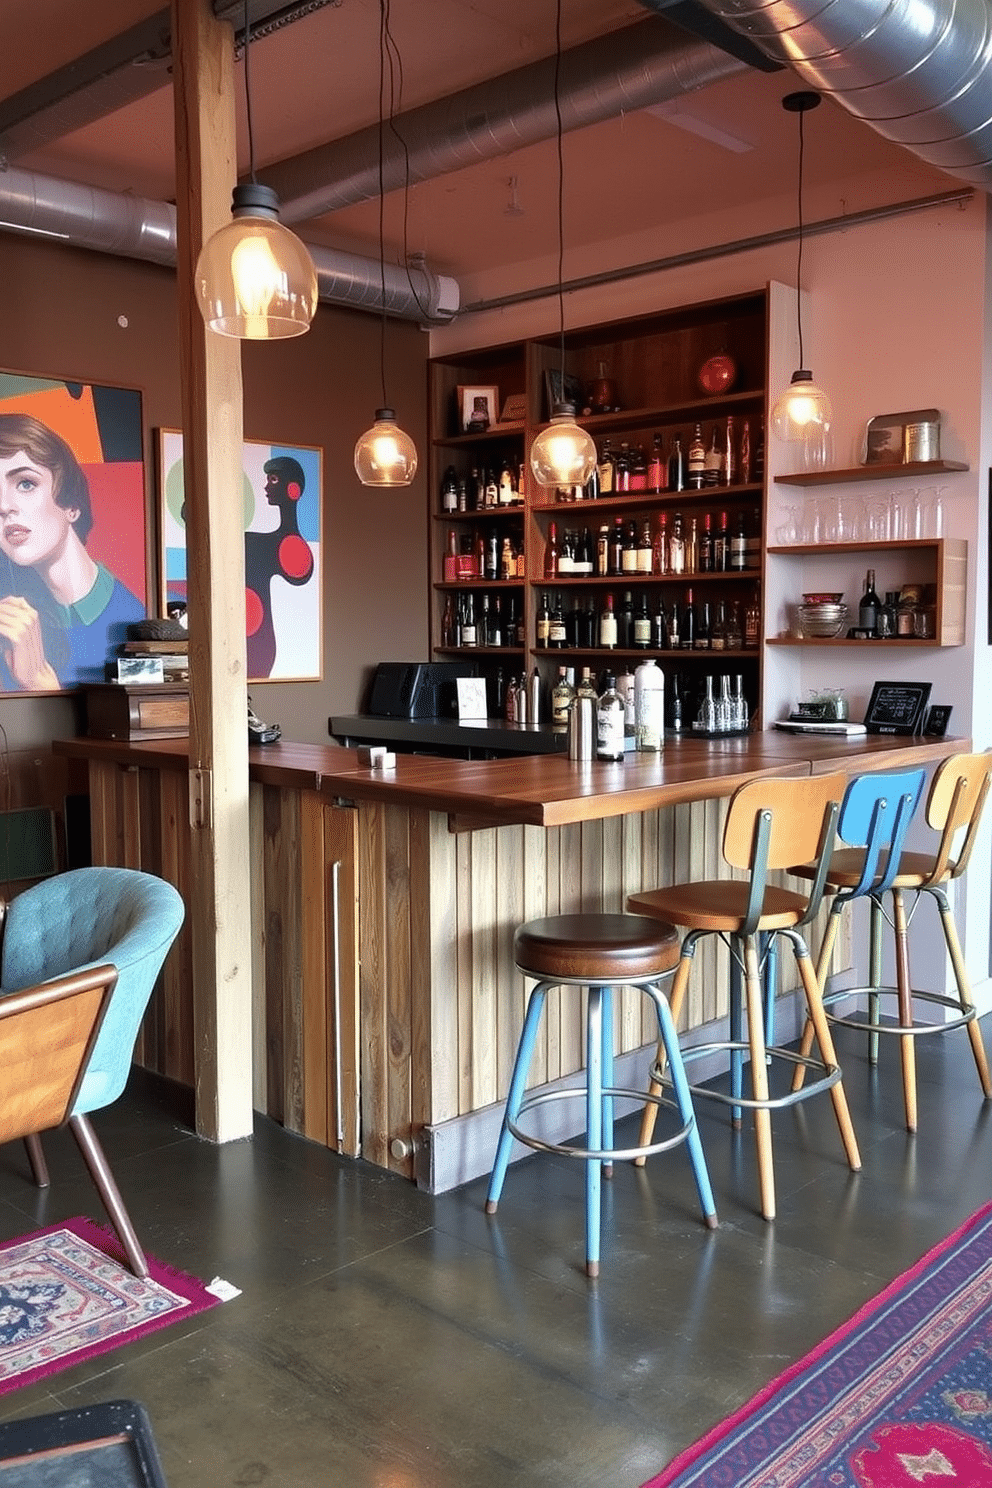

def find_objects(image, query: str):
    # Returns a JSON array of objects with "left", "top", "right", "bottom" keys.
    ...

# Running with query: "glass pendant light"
[
  {"left": 529, "top": 0, "right": 597, "bottom": 490},
  {"left": 770, "top": 92, "right": 833, "bottom": 458},
  {"left": 355, "top": 0, "right": 418, "bottom": 487},
  {"left": 195, "top": 6, "right": 317, "bottom": 340}
]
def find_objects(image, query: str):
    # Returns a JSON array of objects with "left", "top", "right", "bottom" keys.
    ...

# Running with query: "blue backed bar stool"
[
  {"left": 792, "top": 752, "right": 992, "bottom": 1132},
  {"left": 628, "top": 771, "right": 860, "bottom": 1222},
  {"left": 485, "top": 913, "right": 717, "bottom": 1278}
]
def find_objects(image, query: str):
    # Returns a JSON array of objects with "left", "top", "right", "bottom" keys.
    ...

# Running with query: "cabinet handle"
[{"left": 330, "top": 858, "right": 344, "bottom": 1149}]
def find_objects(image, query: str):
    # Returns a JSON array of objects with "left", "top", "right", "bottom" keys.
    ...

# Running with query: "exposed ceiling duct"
[
  {"left": 265, "top": 16, "right": 750, "bottom": 224},
  {"left": 0, "top": 162, "right": 459, "bottom": 322},
  {"left": 677, "top": 0, "right": 992, "bottom": 191}
]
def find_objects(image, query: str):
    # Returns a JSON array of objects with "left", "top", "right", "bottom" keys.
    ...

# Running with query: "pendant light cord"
[
  {"left": 795, "top": 101, "right": 806, "bottom": 370},
  {"left": 376, "top": 0, "right": 389, "bottom": 408},
  {"left": 554, "top": 0, "right": 565, "bottom": 392},
  {"left": 242, "top": 0, "right": 257, "bottom": 184}
]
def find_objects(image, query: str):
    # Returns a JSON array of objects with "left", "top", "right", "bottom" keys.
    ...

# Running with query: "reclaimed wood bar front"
[{"left": 55, "top": 732, "right": 962, "bottom": 1190}]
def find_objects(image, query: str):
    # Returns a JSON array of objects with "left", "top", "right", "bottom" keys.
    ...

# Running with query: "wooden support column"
[{"left": 171, "top": 0, "right": 254, "bottom": 1141}]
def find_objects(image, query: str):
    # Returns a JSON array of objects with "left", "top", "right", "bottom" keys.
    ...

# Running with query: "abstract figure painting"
[
  {"left": 0, "top": 372, "right": 147, "bottom": 693},
  {"left": 159, "top": 431, "right": 322, "bottom": 682}
]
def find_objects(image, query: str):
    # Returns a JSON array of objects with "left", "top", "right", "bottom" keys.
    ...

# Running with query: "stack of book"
[{"left": 112, "top": 638, "right": 189, "bottom": 684}]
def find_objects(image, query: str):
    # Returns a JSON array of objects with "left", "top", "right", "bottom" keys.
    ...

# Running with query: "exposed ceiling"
[{"left": 0, "top": 0, "right": 958, "bottom": 308}]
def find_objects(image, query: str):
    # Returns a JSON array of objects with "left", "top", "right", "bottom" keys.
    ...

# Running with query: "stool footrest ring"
[
  {"left": 655, "top": 1041, "right": 841, "bottom": 1114},
  {"left": 824, "top": 985, "right": 977, "bottom": 1037},
  {"left": 508, "top": 1085, "right": 696, "bottom": 1164}
]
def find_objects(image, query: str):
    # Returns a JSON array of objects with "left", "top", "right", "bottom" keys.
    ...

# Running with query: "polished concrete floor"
[{"left": 0, "top": 1021, "right": 990, "bottom": 1488}]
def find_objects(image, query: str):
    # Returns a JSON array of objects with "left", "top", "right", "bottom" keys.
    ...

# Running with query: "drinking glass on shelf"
[
  {"left": 924, "top": 484, "right": 947, "bottom": 538},
  {"left": 910, "top": 487, "right": 925, "bottom": 540},
  {"left": 865, "top": 493, "right": 890, "bottom": 541},
  {"left": 798, "top": 497, "right": 822, "bottom": 544},
  {"left": 775, "top": 505, "right": 799, "bottom": 544},
  {"left": 887, "top": 490, "right": 907, "bottom": 541}
]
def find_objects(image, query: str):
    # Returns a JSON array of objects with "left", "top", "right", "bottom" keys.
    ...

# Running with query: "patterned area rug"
[
  {"left": 0, "top": 1217, "right": 221, "bottom": 1395},
  {"left": 643, "top": 1200, "right": 992, "bottom": 1487}
]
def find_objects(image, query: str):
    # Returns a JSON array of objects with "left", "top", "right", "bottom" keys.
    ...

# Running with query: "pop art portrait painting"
[{"left": 0, "top": 373, "right": 147, "bottom": 693}]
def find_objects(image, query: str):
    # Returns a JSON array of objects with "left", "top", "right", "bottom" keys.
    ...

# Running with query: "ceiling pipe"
[
  {"left": 264, "top": 16, "right": 750, "bottom": 224},
  {"left": 682, "top": 0, "right": 992, "bottom": 191},
  {"left": 0, "top": 162, "right": 459, "bottom": 322}
]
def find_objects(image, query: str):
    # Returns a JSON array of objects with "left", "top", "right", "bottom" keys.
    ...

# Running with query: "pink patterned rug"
[
  {"left": 643, "top": 1200, "right": 992, "bottom": 1487},
  {"left": 0, "top": 1217, "right": 221, "bottom": 1395}
]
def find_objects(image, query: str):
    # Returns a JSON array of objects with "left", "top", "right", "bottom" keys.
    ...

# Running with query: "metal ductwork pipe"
[
  {"left": 679, "top": 0, "right": 992, "bottom": 191},
  {"left": 0, "top": 163, "right": 458, "bottom": 322},
  {"left": 266, "top": 16, "right": 749, "bottom": 224}
]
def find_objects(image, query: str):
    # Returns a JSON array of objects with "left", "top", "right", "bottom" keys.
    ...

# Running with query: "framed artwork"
[
  {"left": 159, "top": 430, "right": 322, "bottom": 683},
  {"left": 0, "top": 371, "right": 147, "bottom": 694},
  {"left": 457, "top": 385, "right": 498, "bottom": 434}
]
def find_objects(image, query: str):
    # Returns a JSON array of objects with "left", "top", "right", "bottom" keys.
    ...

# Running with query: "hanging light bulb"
[
  {"left": 530, "top": 401, "right": 597, "bottom": 488},
  {"left": 196, "top": 183, "right": 317, "bottom": 340},
  {"left": 354, "top": 407, "right": 418, "bottom": 486},
  {"left": 356, "top": 0, "right": 419, "bottom": 488},
  {"left": 770, "top": 91, "right": 833, "bottom": 460},
  {"left": 195, "top": 6, "right": 318, "bottom": 341}
]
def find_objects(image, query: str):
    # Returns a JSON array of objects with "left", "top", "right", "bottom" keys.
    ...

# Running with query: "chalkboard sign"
[{"left": 863, "top": 680, "right": 932, "bottom": 735}]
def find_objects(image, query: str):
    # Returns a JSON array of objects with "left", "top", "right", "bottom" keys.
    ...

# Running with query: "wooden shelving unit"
[{"left": 774, "top": 459, "right": 967, "bottom": 487}]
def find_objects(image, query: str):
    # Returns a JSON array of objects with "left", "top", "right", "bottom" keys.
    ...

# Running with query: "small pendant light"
[
  {"left": 195, "top": 4, "right": 317, "bottom": 340},
  {"left": 770, "top": 92, "right": 833, "bottom": 452}
]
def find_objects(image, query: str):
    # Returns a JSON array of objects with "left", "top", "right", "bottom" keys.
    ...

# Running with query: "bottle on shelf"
[
  {"left": 739, "top": 420, "right": 751, "bottom": 484},
  {"left": 614, "top": 443, "right": 631, "bottom": 493},
  {"left": 597, "top": 440, "right": 615, "bottom": 494},
  {"left": 725, "top": 600, "right": 743, "bottom": 651},
  {"left": 744, "top": 591, "right": 761, "bottom": 648},
  {"left": 699, "top": 512, "right": 713, "bottom": 573},
  {"left": 548, "top": 592, "right": 567, "bottom": 648},
  {"left": 669, "top": 512, "right": 686, "bottom": 574},
  {"left": 616, "top": 665, "right": 636, "bottom": 745},
  {"left": 710, "top": 600, "right": 727, "bottom": 652},
  {"left": 599, "top": 593, "right": 618, "bottom": 649},
  {"left": 441, "top": 593, "right": 455, "bottom": 647},
  {"left": 686, "top": 516, "right": 699, "bottom": 575},
  {"left": 498, "top": 454, "right": 516, "bottom": 505},
  {"left": 505, "top": 675, "right": 517, "bottom": 722},
  {"left": 633, "top": 592, "right": 652, "bottom": 648},
  {"left": 687, "top": 423, "right": 706, "bottom": 490},
  {"left": 637, "top": 520, "right": 653, "bottom": 574},
  {"left": 485, "top": 468, "right": 498, "bottom": 508},
  {"left": 544, "top": 522, "right": 560, "bottom": 579},
  {"left": 654, "top": 512, "right": 669, "bottom": 576},
  {"left": 596, "top": 674, "right": 625, "bottom": 761},
  {"left": 558, "top": 528, "right": 575, "bottom": 576},
  {"left": 648, "top": 433, "right": 666, "bottom": 493},
  {"left": 682, "top": 588, "right": 697, "bottom": 650},
  {"left": 575, "top": 526, "right": 594, "bottom": 577},
  {"left": 630, "top": 445, "right": 648, "bottom": 493},
  {"left": 729, "top": 511, "right": 748, "bottom": 573},
  {"left": 668, "top": 434, "right": 686, "bottom": 493},
  {"left": 444, "top": 527, "right": 459, "bottom": 582},
  {"left": 577, "top": 666, "right": 598, "bottom": 702},
  {"left": 500, "top": 536, "right": 514, "bottom": 580},
  {"left": 694, "top": 600, "right": 711, "bottom": 650},
  {"left": 652, "top": 594, "right": 670, "bottom": 650},
  {"left": 714, "top": 510, "right": 729, "bottom": 573},
  {"left": 722, "top": 416, "right": 736, "bottom": 487},
  {"left": 485, "top": 529, "right": 499, "bottom": 581},
  {"left": 536, "top": 591, "right": 551, "bottom": 648},
  {"left": 461, "top": 593, "right": 477, "bottom": 647},
  {"left": 596, "top": 523, "right": 609, "bottom": 577},
  {"left": 634, "top": 658, "right": 665, "bottom": 753},
  {"left": 552, "top": 665, "right": 576, "bottom": 725},
  {"left": 490, "top": 594, "right": 504, "bottom": 646},
  {"left": 478, "top": 593, "right": 490, "bottom": 646},
  {"left": 618, "top": 590, "right": 635, "bottom": 649},
  {"left": 441, "top": 464, "right": 459, "bottom": 512},
  {"left": 859, "top": 568, "right": 881, "bottom": 634},
  {"left": 703, "top": 425, "right": 722, "bottom": 488},
  {"left": 609, "top": 517, "right": 624, "bottom": 576},
  {"left": 621, "top": 520, "right": 639, "bottom": 574}
]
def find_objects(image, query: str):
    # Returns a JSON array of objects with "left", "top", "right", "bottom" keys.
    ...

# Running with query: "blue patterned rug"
[
  {"left": 0, "top": 1217, "right": 222, "bottom": 1395},
  {"left": 644, "top": 1201, "right": 992, "bottom": 1487}
]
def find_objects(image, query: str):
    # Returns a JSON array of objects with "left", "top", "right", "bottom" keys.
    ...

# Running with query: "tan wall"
[{"left": 0, "top": 233, "right": 431, "bottom": 753}]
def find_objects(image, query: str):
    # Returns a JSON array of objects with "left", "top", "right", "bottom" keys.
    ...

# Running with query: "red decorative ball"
[{"left": 698, "top": 354, "right": 737, "bottom": 396}]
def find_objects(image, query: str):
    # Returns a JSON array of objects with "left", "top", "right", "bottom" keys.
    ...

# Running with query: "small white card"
[{"left": 456, "top": 677, "right": 488, "bottom": 720}]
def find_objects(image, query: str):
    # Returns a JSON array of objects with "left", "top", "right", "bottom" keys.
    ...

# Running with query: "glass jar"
[
  {"left": 913, "top": 604, "right": 936, "bottom": 640},
  {"left": 897, "top": 586, "right": 920, "bottom": 638},
  {"left": 877, "top": 592, "right": 898, "bottom": 639}
]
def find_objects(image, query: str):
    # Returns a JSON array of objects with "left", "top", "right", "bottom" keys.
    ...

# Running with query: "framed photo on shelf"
[
  {"left": 863, "top": 680, "right": 932, "bottom": 735},
  {"left": 158, "top": 429, "right": 322, "bottom": 683},
  {"left": 0, "top": 369, "right": 148, "bottom": 695},
  {"left": 543, "top": 368, "right": 583, "bottom": 420},
  {"left": 458, "top": 385, "right": 498, "bottom": 434}
]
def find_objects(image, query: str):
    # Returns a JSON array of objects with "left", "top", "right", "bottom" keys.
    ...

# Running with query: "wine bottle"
[
  {"left": 596, "top": 523, "right": 610, "bottom": 577},
  {"left": 681, "top": 588, "right": 697, "bottom": 650},
  {"left": 618, "top": 590, "right": 635, "bottom": 649},
  {"left": 648, "top": 433, "right": 665, "bottom": 493},
  {"left": 703, "top": 425, "right": 721, "bottom": 487},
  {"left": 621, "top": 520, "right": 639, "bottom": 574},
  {"left": 687, "top": 423, "right": 706, "bottom": 490},
  {"left": 729, "top": 511, "right": 747, "bottom": 573},
  {"left": 536, "top": 591, "right": 551, "bottom": 648},
  {"left": 544, "top": 522, "right": 560, "bottom": 579},
  {"left": 548, "top": 592, "right": 567, "bottom": 648},
  {"left": 637, "top": 520, "right": 653, "bottom": 574},
  {"left": 669, "top": 512, "right": 685, "bottom": 575},
  {"left": 599, "top": 593, "right": 618, "bottom": 649},
  {"left": 596, "top": 674, "right": 626, "bottom": 761},
  {"left": 694, "top": 600, "right": 711, "bottom": 650},
  {"left": 859, "top": 568, "right": 881, "bottom": 634},
  {"left": 441, "top": 464, "right": 459, "bottom": 512},
  {"left": 633, "top": 593, "right": 652, "bottom": 648}
]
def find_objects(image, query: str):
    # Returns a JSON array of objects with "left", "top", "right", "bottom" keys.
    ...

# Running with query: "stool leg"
[
  {"left": 602, "top": 984, "right": 615, "bottom": 1179},
  {"left": 891, "top": 889, "right": 917, "bottom": 1133},
  {"left": 636, "top": 950, "right": 693, "bottom": 1165},
  {"left": 730, "top": 937, "right": 744, "bottom": 1129},
  {"left": 486, "top": 982, "right": 548, "bottom": 1214},
  {"left": 652, "top": 989, "right": 717, "bottom": 1228},
  {"left": 762, "top": 931, "right": 778, "bottom": 1050},
  {"left": 868, "top": 895, "right": 884, "bottom": 1066},
  {"left": 932, "top": 886, "right": 992, "bottom": 1098},
  {"left": 793, "top": 904, "right": 842, "bottom": 1092},
  {"left": 586, "top": 986, "right": 604, "bottom": 1278},
  {"left": 794, "top": 941, "right": 861, "bottom": 1172},
  {"left": 743, "top": 935, "right": 775, "bottom": 1221}
]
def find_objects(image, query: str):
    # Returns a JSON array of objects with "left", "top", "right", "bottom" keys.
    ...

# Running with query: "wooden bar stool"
[
  {"left": 629, "top": 771, "right": 861, "bottom": 1222},
  {"left": 485, "top": 913, "right": 717, "bottom": 1278},
  {"left": 792, "top": 751, "right": 992, "bottom": 1132}
]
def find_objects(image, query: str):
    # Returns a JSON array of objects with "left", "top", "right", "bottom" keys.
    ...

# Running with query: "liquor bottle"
[
  {"left": 634, "top": 657, "right": 665, "bottom": 753},
  {"left": 505, "top": 674, "right": 518, "bottom": 722},
  {"left": 739, "top": 419, "right": 751, "bottom": 485},
  {"left": 729, "top": 511, "right": 748, "bottom": 573},
  {"left": 722, "top": 416, "right": 736, "bottom": 486},
  {"left": 485, "top": 529, "right": 499, "bottom": 581},
  {"left": 577, "top": 666, "right": 598, "bottom": 702},
  {"left": 666, "top": 599, "right": 681, "bottom": 650},
  {"left": 441, "top": 464, "right": 459, "bottom": 512},
  {"left": 668, "top": 435, "right": 686, "bottom": 493},
  {"left": 515, "top": 596, "right": 527, "bottom": 647},
  {"left": 558, "top": 528, "right": 575, "bottom": 575},
  {"left": 582, "top": 463, "right": 600, "bottom": 501},
  {"left": 498, "top": 455, "right": 515, "bottom": 505},
  {"left": 669, "top": 511, "right": 685, "bottom": 574},
  {"left": 618, "top": 590, "right": 635, "bottom": 649},
  {"left": 744, "top": 591, "right": 761, "bottom": 648},
  {"left": 471, "top": 466, "right": 485, "bottom": 511},
  {"left": 461, "top": 593, "right": 477, "bottom": 647},
  {"left": 699, "top": 512, "right": 713, "bottom": 573},
  {"left": 633, "top": 593, "right": 652, "bottom": 648},
  {"left": 544, "top": 522, "right": 560, "bottom": 579},
  {"left": 630, "top": 445, "right": 648, "bottom": 493},
  {"left": 478, "top": 592, "right": 490, "bottom": 646},
  {"left": 599, "top": 593, "right": 618, "bottom": 649},
  {"left": 621, "top": 520, "right": 639, "bottom": 574},
  {"left": 859, "top": 568, "right": 881, "bottom": 634},
  {"left": 491, "top": 594, "right": 504, "bottom": 646},
  {"left": 616, "top": 666, "right": 636, "bottom": 744},
  {"left": 441, "top": 593, "right": 455, "bottom": 647},
  {"left": 614, "top": 443, "right": 631, "bottom": 493},
  {"left": 597, "top": 440, "right": 615, "bottom": 494},
  {"left": 444, "top": 527, "right": 459, "bottom": 582},
  {"left": 647, "top": 433, "right": 666, "bottom": 493},
  {"left": 517, "top": 460, "right": 528, "bottom": 500},
  {"left": 652, "top": 594, "right": 670, "bottom": 650},
  {"left": 457, "top": 476, "right": 468, "bottom": 512},
  {"left": 725, "top": 600, "right": 743, "bottom": 651},
  {"left": 687, "top": 423, "right": 706, "bottom": 490},
  {"left": 654, "top": 512, "right": 669, "bottom": 576},
  {"left": 703, "top": 425, "right": 722, "bottom": 487},
  {"left": 548, "top": 592, "right": 567, "bottom": 648},
  {"left": 580, "top": 598, "right": 598, "bottom": 649},
  {"left": 485, "top": 468, "right": 499, "bottom": 508},
  {"left": 609, "top": 516, "right": 624, "bottom": 576},
  {"left": 575, "top": 526, "right": 594, "bottom": 577},
  {"left": 681, "top": 588, "right": 697, "bottom": 650},
  {"left": 536, "top": 591, "right": 551, "bottom": 648},
  {"left": 552, "top": 665, "right": 576, "bottom": 725},
  {"left": 694, "top": 601, "right": 711, "bottom": 650},
  {"left": 714, "top": 510, "right": 729, "bottom": 573},
  {"left": 500, "top": 536, "right": 514, "bottom": 580},
  {"left": 474, "top": 529, "right": 486, "bottom": 577},
  {"left": 686, "top": 516, "right": 699, "bottom": 575},
  {"left": 596, "top": 674, "right": 625, "bottom": 761},
  {"left": 710, "top": 600, "right": 727, "bottom": 652},
  {"left": 565, "top": 595, "right": 582, "bottom": 648},
  {"left": 637, "top": 520, "right": 653, "bottom": 574},
  {"left": 596, "top": 523, "right": 610, "bottom": 577}
]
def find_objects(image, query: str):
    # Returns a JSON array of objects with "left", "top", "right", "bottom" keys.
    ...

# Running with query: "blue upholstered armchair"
[{"left": 0, "top": 867, "right": 185, "bottom": 1276}]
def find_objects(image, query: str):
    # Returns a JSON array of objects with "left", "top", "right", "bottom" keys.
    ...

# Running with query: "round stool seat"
[{"left": 514, "top": 913, "right": 680, "bottom": 983}]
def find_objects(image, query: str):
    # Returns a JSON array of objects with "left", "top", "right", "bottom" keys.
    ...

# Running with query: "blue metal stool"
[{"left": 485, "top": 913, "right": 717, "bottom": 1278}]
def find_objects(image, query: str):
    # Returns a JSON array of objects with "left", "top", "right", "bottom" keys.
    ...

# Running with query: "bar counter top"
[{"left": 55, "top": 729, "right": 965, "bottom": 830}]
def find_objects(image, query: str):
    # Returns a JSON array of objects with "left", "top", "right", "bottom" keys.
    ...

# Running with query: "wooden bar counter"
[{"left": 55, "top": 730, "right": 962, "bottom": 1190}]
